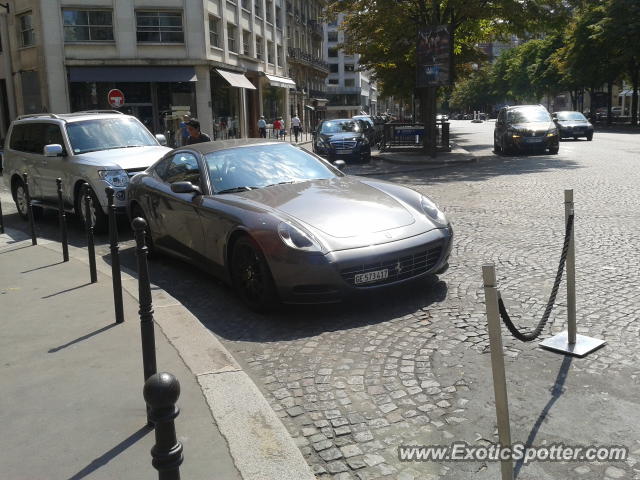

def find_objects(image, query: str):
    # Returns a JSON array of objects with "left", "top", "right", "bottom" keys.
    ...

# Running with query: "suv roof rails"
[
  {"left": 16, "top": 113, "right": 61, "bottom": 120},
  {"left": 74, "top": 110, "right": 125, "bottom": 115}
]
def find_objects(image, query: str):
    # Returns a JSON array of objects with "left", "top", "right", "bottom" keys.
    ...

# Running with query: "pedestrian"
[
  {"left": 258, "top": 115, "right": 267, "bottom": 138},
  {"left": 272, "top": 117, "right": 281, "bottom": 139},
  {"left": 179, "top": 114, "right": 191, "bottom": 146},
  {"left": 185, "top": 119, "right": 211, "bottom": 145},
  {"left": 291, "top": 113, "right": 301, "bottom": 142},
  {"left": 278, "top": 117, "right": 286, "bottom": 140}
]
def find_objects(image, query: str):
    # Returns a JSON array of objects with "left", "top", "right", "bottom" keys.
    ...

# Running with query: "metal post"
[
  {"left": 106, "top": 187, "right": 124, "bottom": 324},
  {"left": 144, "top": 372, "right": 184, "bottom": 480},
  {"left": 133, "top": 217, "right": 158, "bottom": 386},
  {"left": 0, "top": 195, "right": 4, "bottom": 234},
  {"left": 83, "top": 183, "right": 97, "bottom": 283},
  {"left": 22, "top": 173, "right": 37, "bottom": 245},
  {"left": 482, "top": 264, "right": 513, "bottom": 480},
  {"left": 56, "top": 178, "right": 69, "bottom": 262},
  {"left": 564, "top": 189, "right": 577, "bottom": 345}
]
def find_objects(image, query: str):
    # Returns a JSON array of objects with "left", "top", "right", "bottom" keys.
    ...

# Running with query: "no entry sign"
[{"left": 107, "top": 89, "right": 125, "bottom": 108}]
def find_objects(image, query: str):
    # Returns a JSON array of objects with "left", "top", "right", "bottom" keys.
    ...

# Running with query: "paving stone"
[
  {"left": 319, "top": 447, "right": 343, "bottom": 462},
  {"left": 363, "top": 453, "right": 386, "bottom": 467},
  {"left": 340, "top": 444, "right": 364, "bottom": 458}
]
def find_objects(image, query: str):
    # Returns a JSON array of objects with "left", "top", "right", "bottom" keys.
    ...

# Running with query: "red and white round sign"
[{"left": 107, "top": 89, "right": 125, "bottom": 108}]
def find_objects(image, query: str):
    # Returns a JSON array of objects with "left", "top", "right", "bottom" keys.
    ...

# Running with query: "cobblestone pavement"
[{"left": 2, "top": 122, "right": 640, "bottom": 479}]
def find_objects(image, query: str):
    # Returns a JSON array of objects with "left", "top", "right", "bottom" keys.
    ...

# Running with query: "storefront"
[
  {"left": 262, "top": 74, "right": 295, "bottom": 130},
  {"left": 68, "top": 66, "right": 198, "bottom": 144},
  {"left": 211, "top": 68, "right": 256, "bottom": 140}
]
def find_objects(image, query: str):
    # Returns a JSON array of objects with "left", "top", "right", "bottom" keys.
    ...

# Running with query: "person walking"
[
  {"left": 179, "top": 114, "right": 191, "bottom": 146},
  {"left": 258, "top": 115, "right": 267, "bottom": 138},
  {"left": 291, "top": 114, "right": 301, "bottom": 142},
  {"left": 185, "top": 119, "right": 211, "bottom": 145},
  {"left": 272, "top": 117, "right": 281, "bottom": 139},
  {"left": 278, "top": 117, "right": 286, "bottom": 140}
]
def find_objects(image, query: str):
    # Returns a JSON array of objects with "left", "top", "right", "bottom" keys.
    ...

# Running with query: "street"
[{"left": 2, "top": 121, "right": 640, "bottom": 479}]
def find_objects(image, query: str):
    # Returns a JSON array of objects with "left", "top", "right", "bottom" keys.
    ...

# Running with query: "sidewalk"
[{"left": 0, "top": 227, "right": 314, "bottom": 480}]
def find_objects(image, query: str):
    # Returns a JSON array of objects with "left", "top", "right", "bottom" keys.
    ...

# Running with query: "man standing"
[
  {"left": 291, "top": 113, "right": 301, "bottom": 142},
  {"left": 179, "top": 114, "right": 191, "bottom": 146},
  {"left": 258, "top": 115, "right": 267, "bottom": 138},
  {"left": 185, "top": 119, "right": 211, "bottom": 145}
]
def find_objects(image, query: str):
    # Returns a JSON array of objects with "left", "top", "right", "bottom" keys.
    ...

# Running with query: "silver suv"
[{"left": 3, "top": 111, "right": 170, "bottom": 231}]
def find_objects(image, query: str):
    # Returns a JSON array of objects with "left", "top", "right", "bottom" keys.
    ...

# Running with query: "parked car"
[
  {"left": 313, "top": 118, "right": 372, "bottom": 163},
  {"left": 494, "top": 105, "right": 559, "bottom": 154},
  {"left": 127, "top": 140, "right": 453, "bottom": 311},
  {"left": 2, "top": 111, "right": 170, "bottom": 231},
  {"left": 552, "top": 111, "right": 594, "bottom": 141},
  {"left": 436, "top": 114, "right": 449, "bottom": 122},
  {"left": 353, "top": 114, "right": 383, "bottom": 146}
]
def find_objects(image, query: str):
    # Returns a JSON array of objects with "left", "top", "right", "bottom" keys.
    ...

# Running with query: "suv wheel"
[
  {"left": 75, "top": 185, "right": 108, "bottom": 233},
  {"left": 12, "top": 177, "right": 42, "bottom": 220}
]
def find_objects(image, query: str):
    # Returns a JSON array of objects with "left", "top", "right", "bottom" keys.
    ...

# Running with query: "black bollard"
[
  {"left": 105, "top": 187, "right": 124, "bottom": 324},
  {"left": 22, "top": 173, "right": 37, "bottom": 245},
  {"left": 133, "top": 217, "right": 158, "bottom": 389},
  {"left": 83, "top": 183, "right": 97, "bottom": 283},
  {"left": 56, "top": 179, "right": 69, "bottom": 262},
  {"left": 144, "top": 372, "right": 184, "bottom": 480}
]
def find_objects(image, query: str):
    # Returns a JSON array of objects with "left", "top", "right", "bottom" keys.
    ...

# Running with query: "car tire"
[
  {"left": 494, "top": 137, "right": 502, "bottom": 153},
  {"left": 231, "top": 236, "right": 278, "bottom": 312},
  {"left": 501, "top": 137, "right": 511, "bottom": 155},
  {"left": 587, "top": 133, "right": 593, "bottom": 141},
  {"left": 12, "top": 177, "right": 42, "bottom": 220},
  {"left": 549, "top": 145, "right": 559, "bottom": 154},
  {"left": 75, "top": 184, "right": 108, "bottom": 233},
  {"left": 131, "top": 204, "right": 156, "bottom": 258}
]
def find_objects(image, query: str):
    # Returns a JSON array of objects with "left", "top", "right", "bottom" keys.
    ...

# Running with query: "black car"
[
  {"left": 494, "top": 105, "right": 559, "bottom": 155},
  {"left": 552, "top": 111, "right": 594, "bottom": 141},
  {"left": 313, "top": 119, "right": 372, "bottom": 163}
]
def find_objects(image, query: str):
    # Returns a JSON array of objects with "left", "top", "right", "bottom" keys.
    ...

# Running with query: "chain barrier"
[{"left": 497, "top": 214, "right": 574, "bottom": 342}]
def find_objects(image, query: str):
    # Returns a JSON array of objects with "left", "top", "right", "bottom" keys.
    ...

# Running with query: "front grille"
[
  {"left": 340, "top": 243, "right": 443, "bottom": 287},
  {"left": 330, "top": 140, "right": 357, "bottom": 150},
  {"left": 524, "top": 130, "right": 546, "bottom": 137}
]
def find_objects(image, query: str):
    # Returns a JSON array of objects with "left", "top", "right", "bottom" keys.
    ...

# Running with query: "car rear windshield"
[
  {"left": 507, "top": 108, "right": 551, "bottom": 123},
  {"left": 66, "top": 118, "right": 157, "bottom": 154},
  {"left": 556, "top": 112, "right": 587, "bottom": 121},
  {"left": 320, "top": 120, "right": 363, "bottom": 134},
  {"left": 205, "top": 143, "right": 338, "bottom": 194}
]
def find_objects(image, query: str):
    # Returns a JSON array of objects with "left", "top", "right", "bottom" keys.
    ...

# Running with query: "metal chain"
[{"left": 497, "top": 214, "right": 574, "bottom": 342}]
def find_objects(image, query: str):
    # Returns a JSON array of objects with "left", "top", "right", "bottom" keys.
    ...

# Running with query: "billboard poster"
[{"left": 416, "top": 25, "right": 452, "bottom": 87}]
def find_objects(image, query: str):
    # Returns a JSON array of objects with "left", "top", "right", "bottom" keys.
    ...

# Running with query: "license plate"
[
  {"left": 354, "top": 269, "right": 388, "bottom": 285},
  {"left": 336, "top": 149, "right": 353, "bottom": 154},
  {"left": 524, "top": 137, "right": 543, "bottom": 143}
]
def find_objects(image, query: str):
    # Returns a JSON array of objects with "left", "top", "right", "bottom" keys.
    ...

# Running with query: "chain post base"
[{"left": 540, "top": 331, "right": 605, "bottom": 357}]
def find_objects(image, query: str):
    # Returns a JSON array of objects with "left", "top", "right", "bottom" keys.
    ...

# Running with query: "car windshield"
[
  {"left": 507, "top": 108, "right": 551, "bottom": 123},
  {"left": 205, "top": 143, "right": 339, "bottom": 194},
  {"left": 66, "top": 118, "right": 157, "bottom": 154},
  {"left": 556, "top": 112, "right": 587, "bottom": 121},
  {"left": 320, "top": 120, "right": 362, "bottom": 134}
]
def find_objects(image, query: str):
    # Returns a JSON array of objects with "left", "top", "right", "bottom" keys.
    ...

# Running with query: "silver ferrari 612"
[{"left": 126, "top": 139, "right": 453, "bottom": 310}]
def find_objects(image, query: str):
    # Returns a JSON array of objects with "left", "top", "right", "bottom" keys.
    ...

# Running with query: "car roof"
[
  {"left": 173, "top": 138, "right": 289, "bottom": 155},
  {"left": 13, "top": 111, "right": 135, "bottom": 124}
]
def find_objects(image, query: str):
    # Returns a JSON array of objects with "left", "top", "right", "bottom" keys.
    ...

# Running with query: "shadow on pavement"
[{"left": 48, "top": 323, "right": 118, "bottom": 353}]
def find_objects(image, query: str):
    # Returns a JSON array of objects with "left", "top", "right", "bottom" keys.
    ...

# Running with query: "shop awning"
[
  {"left": 312, "top": 98, "right": 330, "bottom": 105},
  {"left": 304, "top": 104, "right": 315, "bottom": 111},
  {"left": 215, "top": 69, "right": 256, "bottom": 89},
  {"left": 69, "top": 66, "right": 197, "bottom": 82},
  {"left": 265, "top": 74, "right": 296, "bottom": 89}
]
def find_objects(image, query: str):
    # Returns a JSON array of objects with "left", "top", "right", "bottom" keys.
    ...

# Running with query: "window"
[
  {"left": 255, "top": 35, "right": 263, "bottom": 60},
  {"left": 255, "top": 0, "right": 262, "bottom": 17},
  {"left": 266, "top": 0, "right": 273, "bottom": 23},
  {"left": 275, "top": 6, "right": 282, "bottom": 28},
  {"left": 344, "top": 63, "right": 355, "bottom": 72},
  {"left": 328, "top": 78, "right": 338, "bottom": 85},
  {"left": 328, "top": 47, "right": 338, "bottom": 58},
  {"left": 136, "top": 11, "right": 183, "bottom": 43},
  {"left": 277, "top": 45, "right": 283, "bottom": 65},
  {"left": 327, "top": 31, "right": 337, "bottom": 42},
  {"left": 227, "top": 23, "right": 237, "bottom": 52},
  {"left": 10, "top": 123, "right": 51, "bottom": 153},
  {"left": 329, "top": 64, "right": 338, "bottom": 73},
  {"left": 242, "top": 30, "right": 251, "bottom": 55},
  {"left": 157, "top": 152, "right": 201, "bottom": 185},
  {"left": 209, "top": 16, "right": 221, "bottom": 48},
  {"left": 18, "top": 12, "right": 35, "bottom": 47},
  {"left": 267, "top": 41, "right": 274, "bottom": 64},
  {"left": 344, "top": 79, "right": 355, "bottom": 87},
  {"left": 241, "top": 0, "right": 250, "bottom": 10},
  {"left": 63, "top": 10, "right": 113, "bottom": 42}
]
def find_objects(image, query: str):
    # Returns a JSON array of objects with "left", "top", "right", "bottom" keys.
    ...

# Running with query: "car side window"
[
  {"left": 158, "top": 152, "right": 201, "bottom": 186},
  {"left": 43, "top": 124, "right": 65, "bottom": 152},
  {"left": 10, "top": 123, "right": 46, "bottom": 153}
]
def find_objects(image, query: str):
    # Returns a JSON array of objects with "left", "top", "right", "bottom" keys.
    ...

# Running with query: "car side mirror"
[
  {"left": 171, "top": 181, "right": 201, "bottom": 195},
  {"left": 155, "top": 134, "right": 167, "bottom": 146},
  {"left": 44, "top": 144, "right": 64, "bottom": 157},
  {"left": 333, "top": 160, "right": 346, "bottom": 171}
]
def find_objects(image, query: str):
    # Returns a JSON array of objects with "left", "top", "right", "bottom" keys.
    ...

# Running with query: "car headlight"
[
  {"left": 98, "top": 169, "right": 129, "bottom": 187},
  {"left": 547, "top": 129, "right": 558, "bottom": 137},
  {"left": 358, "top": 137, "right": 369, "bottom": 145},
  {"left": 420, "top": 196, "right": 448, "bottom": 227},
  {"left": 278, "top": 222, "right": 324, "bottom": 253}
]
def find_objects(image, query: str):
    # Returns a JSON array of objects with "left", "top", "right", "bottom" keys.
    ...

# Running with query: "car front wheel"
[
  {"left": 75, "top": 185, "right": 108, "bottom": 233},
  {"left": 231, "top": 236, "right": 278, "bottom": 312}
]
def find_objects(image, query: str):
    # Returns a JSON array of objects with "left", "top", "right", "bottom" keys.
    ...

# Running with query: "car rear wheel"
[
  {"left": 231, "top": 236, "right": 278, "bottom": 312},
  {"left": 12, "top": 178, "right": 42, "bottom": 220},
  {"left": 75, "top": 185, "right": 108, "bottom": 233}
]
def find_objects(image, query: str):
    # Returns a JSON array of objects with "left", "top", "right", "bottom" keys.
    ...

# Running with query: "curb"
[{"left": 8, "top": 230, "right": 316, "bottom": 480}]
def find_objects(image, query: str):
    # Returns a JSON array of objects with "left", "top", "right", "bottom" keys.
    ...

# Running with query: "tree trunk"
[
  {"left": 606, "top": 81, "right": 612, "bottom": 126},
  {"left": 630, "top": 60, "right": 639, "bottom": 126}
]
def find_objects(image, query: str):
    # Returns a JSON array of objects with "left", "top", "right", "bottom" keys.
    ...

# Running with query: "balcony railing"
[{"left": 287, "top": 47, "right": 330, "bottom": 72}]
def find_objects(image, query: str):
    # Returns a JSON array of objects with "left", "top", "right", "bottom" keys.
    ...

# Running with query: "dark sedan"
[
  {"left": 552, "top": 111, "right": 594, "bottom": 141},
  {"left": 127, "top": 139, "right": 452, "bottom": 311},
  {"left": 312, "top": 119, "right": 372, "bottom": 163}
]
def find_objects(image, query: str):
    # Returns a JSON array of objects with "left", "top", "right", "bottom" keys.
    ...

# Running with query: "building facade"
[
  {"left": 323, "top": 13, "right": 376, "bottom": 120},
  {"left": 0, "top": 0, "right": 327, "bottom": 143}
]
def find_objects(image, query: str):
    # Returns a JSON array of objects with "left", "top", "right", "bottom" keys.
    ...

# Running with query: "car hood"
[
  {"left": 510, "top": 122, "right": 554, "bottom": 132},
  {"left": 76, "top": 146, "right": 171, "bottom": 170},
  {"left": 319, "top": 132, "right": 362, "bottom": 142},
  {"left": 232, "top": 177, "right": 416, "bottom": 238},
  {"left": 556, "top": 120, "right": 591, "bottom": 127}
]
